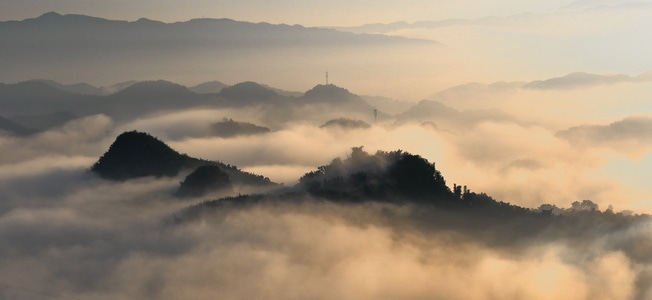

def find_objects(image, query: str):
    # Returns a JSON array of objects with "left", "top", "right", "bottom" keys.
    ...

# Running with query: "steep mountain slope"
[{"left": 91, "top": 131, "right": 275, "bottom": 189}]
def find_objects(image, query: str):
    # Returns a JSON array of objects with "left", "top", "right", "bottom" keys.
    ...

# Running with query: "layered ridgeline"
[
  {"left": 91, "top": 131, "right": 275, "bottom": 196},
  {"left": 88, "top": 130, "right": 652, "bottom": 288},
  {"left": 89, "top": 129, "right": 652, "bottom": 222},
  {"left": 175, "top": 146, "right": 651, "bottom": 278},
  {"left": 0, "top": 12, "right": 432, "bottom": 87},
  {"left": 0, "top": 80, "right": 387, "bottom": 128},
  {"left": 177, "top": 145, "right": 646, "bottom": 220},
  {"left": 182, "top": 146, "right": 530, "bottom": 217}
]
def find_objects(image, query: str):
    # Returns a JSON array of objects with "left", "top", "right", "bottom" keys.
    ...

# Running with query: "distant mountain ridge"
[
  {"left": 0, "top": 12, "right": 433, "bottom": 85},
  {"left": 0, "top": 78, "right": 389, "bottom": 128}
]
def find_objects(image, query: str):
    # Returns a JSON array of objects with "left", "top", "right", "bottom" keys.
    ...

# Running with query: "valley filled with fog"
[{"left": 2, "top": 4, "right": 652, "bottom": 299}]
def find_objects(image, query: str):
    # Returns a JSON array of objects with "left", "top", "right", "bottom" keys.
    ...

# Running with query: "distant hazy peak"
[
  {"left": 219, "top": 81, "right": 279, "bottom": 99},
  {"left": 25, "top": 11, "right": 113, "bottom": 24},
  {"left": 304, "top": 84, "right": 356, "bottom": 99},
  {"left": 114, "top": 80, "right": 191, "bottom": 95},
  {"left": 39, "top": 11, "right": 62, "bottom": 19},
  {"left": 190, "top": 81, "right": 228, "bottom": 94},
  {"left": 524, "top": 72, "right": 633, "bottom": 90}
]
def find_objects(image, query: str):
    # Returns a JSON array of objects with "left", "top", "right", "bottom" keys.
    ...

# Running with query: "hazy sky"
[
  {"left": 3, "top": 0, "right": 652, "bottom": 100},
  {"left": 2, "top": 0, "right": 576, "bottom": 26},
  {"left": 2, "top": 2, "right": 652, "bottom": 297}
]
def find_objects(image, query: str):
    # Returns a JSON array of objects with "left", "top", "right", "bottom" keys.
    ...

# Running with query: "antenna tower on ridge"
[{"left": 325, "top": 71, "right": 329, "bottom": 85}]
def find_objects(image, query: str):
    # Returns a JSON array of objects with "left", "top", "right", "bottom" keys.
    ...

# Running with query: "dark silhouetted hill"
[
  {"left": 176, "top": 165, "right": 233, "bottom": 197},
  {"left": 304, "top": 84, "right": 359, "bottom": 102},
  {"left": 91, "top": 131, "right": 195, "bottom": 180},
  {"left": 303, "top": 84, "right": 375, "bottom": 110},
  {"left": 320, "top": 118, "right": 371, "bottom": 129},
  {"left": 176, "top": 147, "right": 651, "bottom": 268},
  {"left": 112, "top": 80, "right": 193, "bottom": 99},
  {"left": 297, "top": 147, "right": 453, "bottom": 201},
  {"left": 93, "top": 80, "right": 211, "bottom": 121},
  {"left": 91, "top": 131, "right": 276, "bottom": 188},
  {"left": 218, "top": 82, "right": 280, "bottom": 102},
  {"left": 212, "top": 118, "right": 271, "bottom": 137}
]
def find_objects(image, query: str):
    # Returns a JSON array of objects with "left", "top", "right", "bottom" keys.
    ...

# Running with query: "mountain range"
[
  {"left": 0, "top": 79, "right": 391, "bottom": 129},
  {"left": 0, "top": 12, "right": 433, "bottom": 85}
]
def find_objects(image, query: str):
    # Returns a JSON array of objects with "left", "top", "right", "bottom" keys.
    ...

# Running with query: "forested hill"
[
  {"left": 91, "top": 131, "right": 275, "bottom": 188},
  {"left": 181, "top": 147, "right": 557, "bottom": 219},
  {"left": 176, "top": 147, "right": 651, "bottom": 261}
]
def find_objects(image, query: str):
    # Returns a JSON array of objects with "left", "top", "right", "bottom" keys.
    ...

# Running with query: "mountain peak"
[
  {"left": 298, "top": 147, "right": 452, "bottom": 201},
  {"left": 219, "top": 81, "right": 279, "bottom": 99},
  {"left": 114, "top": 80, "right": 191, "bottom": 97},
  {"left": 303, "top": 84, "right": 359, "bottom": 102},
  {"left": 38, "top": 12, "right": 62, "bottom": 19},
  {"left": 176, "top": 165, "right": 233, "bottom": 197},
  {"left": 91, "top": 131, "right": 191, "bottom": 180}
]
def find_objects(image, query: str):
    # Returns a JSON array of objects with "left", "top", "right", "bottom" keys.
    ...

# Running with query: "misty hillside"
[
  {"left": 96, "top": 80, "right": 218, "bottom": 121},
  {"left": 1, "top": 12, "right": 427, "bottom": 52},
  {"left": 180, "top": 147, "right": 531, "bottom": 217},
  {"left": 218, "top": 81, "right": 281, "bottom": 103},
  {"left": 0, "top": 81, "right": 94, "bottom": 116},
  {"left": 31, "top": 79, "right": 106, "bottom": 95},
  {"left": 320, "top": 118, "right": 371, "bottom": 129},
  {"left": 179, "top": 147, "right": 650, "bottom": 253},
  {"left": 0, "top": 80, "right": 215, "bottom": 121},
  {"left": 0, "top": 115, "right": 35, "bottom": 136},
  {"left": 176, "top": 165, "right": 233, "bottom": 198},
  {"left": 0, "top": 12, "right": 432, "bottom": 85},
  {"left": 298, "top": 147, "right": 454, "bottom": 201},
  {"left": 91, "top": 131, "right": 275, "bottom": 189},
  {"left": 211, "top": 118, "right": 271, "bottom": 138},
  {"left": 0, "top": 77, "right": 389, "bottom": 128},
  {"left": 9, "top": 111, "right": 78, "bottom": 131},
  {"left": 397, "top": 99, "right": 522, "bottom": 130},
  {"left": 175, "top": 146, "right": 652, "bottom": 269},
  {"left": 304, "top": 84, "right": 372, "bottom": 109}
]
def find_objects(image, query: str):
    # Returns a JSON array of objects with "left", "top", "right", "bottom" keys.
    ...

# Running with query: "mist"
[
  {"left": 2, "top": 159, "right": 651, "bottom": 299},
  {"left": 1, "top": 105, "right": 651, "bottom": 299},
  {"left": 2, "top": 2, "right": 652, "bottom": 299}
]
